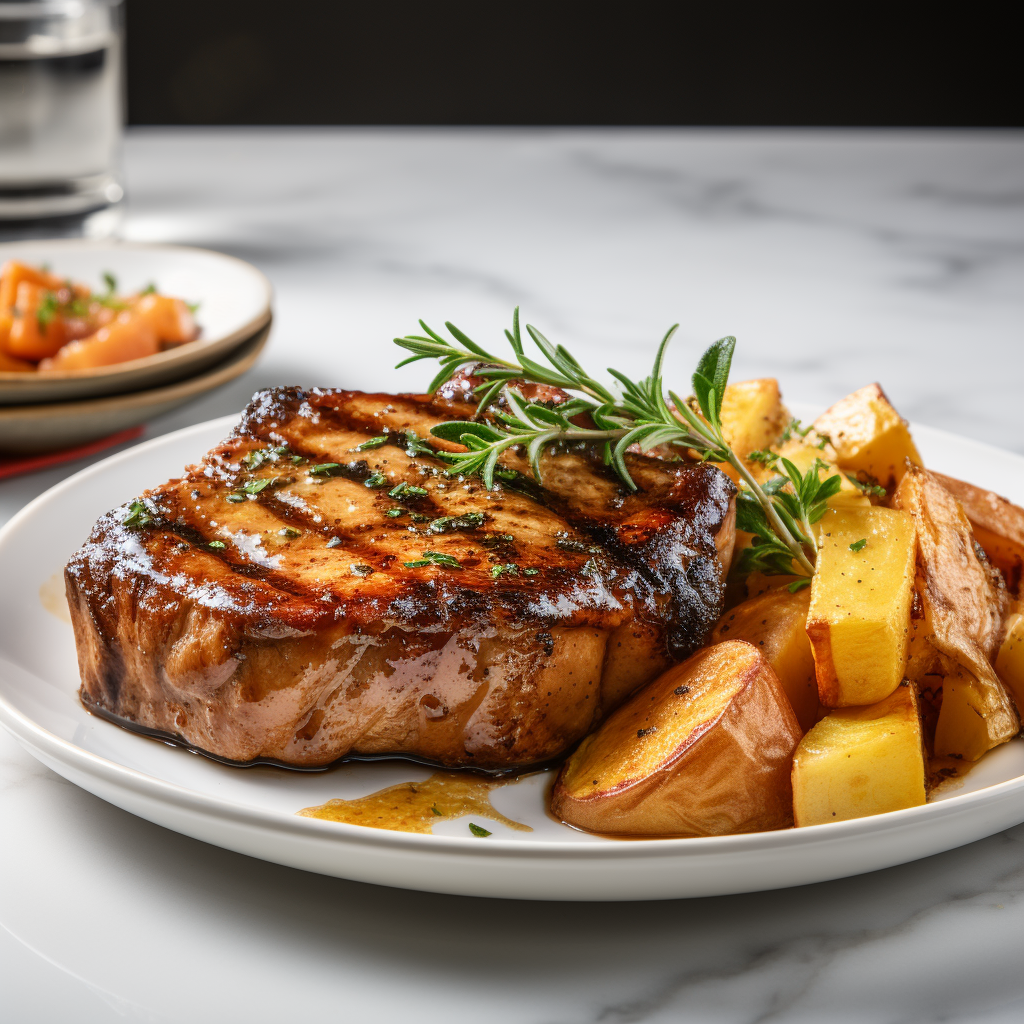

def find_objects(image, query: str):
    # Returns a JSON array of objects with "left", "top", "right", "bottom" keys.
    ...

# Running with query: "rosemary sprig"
[{"left": 394, "top": 309, "right": 836, "bottom": 581}]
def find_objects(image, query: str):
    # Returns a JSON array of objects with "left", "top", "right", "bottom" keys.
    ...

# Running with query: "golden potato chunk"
[
  {"left": 930, "top": 471, "right": 1024, "bottom": 594},
  {"left": 550, "top": 641, "right": 801, "bottom": 837},
  {"left": 893, "top": 466, "right": 1017, "bottom": 760},
  {"left": 807, "top": 506, "right": 917, "bottom": 707},
  {"left": 812, "top": 383, "right": 922, "bottom": 488},
  {"left": 792, "top": 683, "right": 926, "bottom": 826},
  {"left": 720, "top": 378, "right": 789, "bottom": 460},
  {"left": 712, "top": 587, "right": 820, "bottom": 731}
]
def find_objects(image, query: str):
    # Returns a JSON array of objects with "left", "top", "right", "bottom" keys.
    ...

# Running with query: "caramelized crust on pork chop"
[{"left": 66, "top": 386, "right": 735, "bottom": 769}]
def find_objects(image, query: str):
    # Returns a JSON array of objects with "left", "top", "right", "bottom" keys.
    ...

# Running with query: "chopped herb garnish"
[
  {"left": 365, "top": 473, "right": 388, "bottom": 488},
  {"left": 350, "top": 564, "right": 375, "bottom": 576},
  {"left": 36, "top": 290, "right": 59, "bottom": 329},
  {"left": 208, "top": 540, "right": 226, "bottom": 550},
  {"left": 241, "top": 478, "right": 271, "bottom": 495},
  {"left": 101, "top": 271, "right": 117, "bottom": 295},
  {"left": 326, "top": 537, "right": 342, "bottom": 548},
  {"left": 468, "top": 823, "right": 492, "bottom": 837},
  {"left": 226, "top": 493, "right": 246, "bottom": 503},
  {"left": 849, "top": 538, "right": 868, "bottom": 553},
  {"left": 278, "top": 527, "right": 301, "bottom": 538},
  {"left": 491, "top": 563, "right": 520, "bottom": 578},
  {"left": 139, "top": 282, "right": 157, "bottom": 295},
  {"left": 404, "top": 431, "right": 435, "bottom": 457},
  {"left": 290, "top": 454, "right": 306, "bottom": 465},
  {"left": 747, "top": 449, "right": 780, "bottom": 467},
  {"left": 242, "top": 450, "right": 268, "bottom": 469},
  {"left": 409, "top": 512, "right": 431, "bottom": 523},
  {"left": 123, "top": 500, "right": 155, "bottom": 529},
  {"left": 309, "top": 463, "right": 341, "bottom": 476},
  {"left": 404, "top": 550, "right": 463, "bottom": 570},
  {"left": 816, "top": 433, "right": 833, "bottom": 450},
  {"left": 431, "top": 804, "right": 443, "bottom": 816},
  {"left": 388, "top": 481, "right": 428, "bottom": 499},
  {"left": 780, "top": 418, "right": 812, "bottom": 444},
  {"left": 386, "top": 507, "right": 405, "bottom": 518},
  {"left": 524, "top": 568, "right": 540, "bottom": 576},
  {"left": 429, "top": 511, "right": 485, "bottom": 533},
  {"left": 846, "top": 474, "right": 887, "bottom": 498},
  {"left": 355, "top": 436, "right": 387, "bottom": 451}
]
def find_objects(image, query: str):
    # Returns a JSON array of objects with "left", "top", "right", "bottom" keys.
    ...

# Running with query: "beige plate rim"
[{"left": 0, "top": 320, "right": 271, "bottom": 424}]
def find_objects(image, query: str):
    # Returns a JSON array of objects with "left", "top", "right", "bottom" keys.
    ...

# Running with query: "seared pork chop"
[{"left": 66, "top": 386, "right": 736, "bottom": 769}]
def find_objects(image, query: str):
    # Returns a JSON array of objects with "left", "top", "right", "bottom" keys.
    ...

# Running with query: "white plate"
[
  {"left": 2, "top": 405, "right": 1024, "bottom": 901},
  {"left": 0, "top": 240, "right": 272, "bottom": 405}
]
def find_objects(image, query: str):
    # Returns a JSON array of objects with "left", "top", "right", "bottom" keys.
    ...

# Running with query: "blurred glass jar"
[{"left": 0, "top": 0, "right": 124, "bottom": 227}]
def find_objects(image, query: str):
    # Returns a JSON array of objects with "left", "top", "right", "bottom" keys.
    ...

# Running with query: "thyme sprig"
[{"left": 395, "top": 308, "right": 835, "bottom": 581}]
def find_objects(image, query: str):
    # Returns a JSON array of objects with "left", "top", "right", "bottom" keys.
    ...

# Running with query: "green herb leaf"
[
  {"left": 430, "top": 420, "right": 505, "bottom": 444},
  {"left": 364, "top": 473, "right": 387, "bottom": 488},
  {"left": 208, "top": 540, "right": 226, "bottom": 550},
  {"left": 849, "top": 538, "right": 868, "bottom": 553},
  {"left": 491, "top": 563, "right": 519, "bottom": 578},
  {"left": 429, "top": 511, "right": 485, "bottom": 533},
  {"left": 846, "top": 474, "right": 887, "bottom": 498},
  {"left": 278, "top": 527, "right": 301, "bottom": 538},
  {"left": 101, "top": 271, "right": 117, "bottom": 295},
  {"left": 309, "top": 462, "right": 341, "bottom": 476},
  {"left": 388, "top": 481, "right": 428, "bottom": 499},
  {"left": 431, "top": 804, "right": 443, "bottom": 816},
  {"left": 468, "top": 823, "right": 492, "bottom": 837},
  {"left": 241, "top": 478, "right": 271, "bottom": 495},
  {"left": 123, "top": 500, "right": 155, "bottom": 529},
  {"left": 355, "top": 436, "right": 387, "bottom": 451},
  {"left": 404, "top": 550, "right": 463, "bottom": 570}
]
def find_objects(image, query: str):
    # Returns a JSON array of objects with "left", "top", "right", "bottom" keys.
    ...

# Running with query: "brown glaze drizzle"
[
  {"left": 39, "top": 573, "right": 71, "bottom": 623},
  {"left": 298, "top": 771, "right": 533, "bottom": 834}
]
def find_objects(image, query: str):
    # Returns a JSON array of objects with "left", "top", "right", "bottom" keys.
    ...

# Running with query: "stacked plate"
[{"left": 0, "top": 240, "right": 273, "bottom": 454}]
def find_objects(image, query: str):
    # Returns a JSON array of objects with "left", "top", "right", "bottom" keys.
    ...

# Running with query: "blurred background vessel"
[{"left": 0, "top": 0, "right": 124, "bottom": 236}]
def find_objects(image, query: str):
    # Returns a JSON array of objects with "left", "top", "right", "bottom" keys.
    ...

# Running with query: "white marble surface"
[{"left": 2, "top": 128, "right": 1024, "bottom": 1022}]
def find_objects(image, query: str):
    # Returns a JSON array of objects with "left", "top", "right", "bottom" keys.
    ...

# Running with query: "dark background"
[{"left": 126, "top": 2, "right": 1021, "bottom": 127}]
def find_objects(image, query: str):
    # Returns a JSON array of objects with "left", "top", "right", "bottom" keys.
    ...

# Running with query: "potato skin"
[
  {"left": 712, "top": 586, "right": 819, "bottom": 732},
  {"left": 550, "top": 641, "right": 802, "bottom": 837}
]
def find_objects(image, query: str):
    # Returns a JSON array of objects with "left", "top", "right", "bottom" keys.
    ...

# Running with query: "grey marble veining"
[{"left": 2, "top": 129, "right": 1024, "bottom": 1023}]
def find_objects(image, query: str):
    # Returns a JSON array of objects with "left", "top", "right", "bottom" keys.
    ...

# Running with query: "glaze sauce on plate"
[{"left": 299, "top": 771, "right": 534, "bottom": 834}]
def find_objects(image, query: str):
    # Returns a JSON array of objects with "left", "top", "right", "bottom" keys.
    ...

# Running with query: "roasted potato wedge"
[
  {"left": 792, "top": 683, "right": 926, "bottom": 826},
  {"left": 712, "top": 586, "right": 820, "bottom": 731},
  {"left": 995, "top": 611, "right": 1024, "bottom": 708},
  {"left": 806, "top": 506, "right": 917, "bottom": 707},
  {"left": 892, "top": 465, "right": 1018, "bottom": 760},
  {"left": 930, "top": 472, "right": 1024, "bottom": 594},
  {"left": 550, "top": 641, "right": 801, "bottom": 837},
  {"left": 812, "top": 383, "right": 921, "bottom": 489}
]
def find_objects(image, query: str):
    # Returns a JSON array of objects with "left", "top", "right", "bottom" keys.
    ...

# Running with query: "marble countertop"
[{"left": 2, "top": 128, "right": 1023, "bottom": 1022}]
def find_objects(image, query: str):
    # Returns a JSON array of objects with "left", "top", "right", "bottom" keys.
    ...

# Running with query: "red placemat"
[{"left": 0, "top": 426, "right": 144, "bottom": 481}]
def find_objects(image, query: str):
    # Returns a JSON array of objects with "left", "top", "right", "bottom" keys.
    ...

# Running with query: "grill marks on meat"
[{"left": 66, "top": 386, "right": 736, "bottom": 769}]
